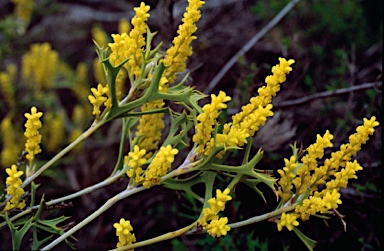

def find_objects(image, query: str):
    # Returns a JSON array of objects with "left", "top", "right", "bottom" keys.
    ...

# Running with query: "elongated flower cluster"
[
  {"left": 12, "top": 0, "right": 34, "bottom": 25},
  {"left": 1, "top": 117, "right": 22, "bottom": 168},
  {"left": 135, "top": 100, "right": 166, "bottom": 157},
  {"left": 22, "top": 43, "right": 58, "bottom": 89},
  {"left": 24, "top": 107, "right": 43, "bottom": 163},
  {"left": 163, "top": 0, "right": 205, "bottom": 84},
  {"left": 125, "top": 145, "right": 147, "bottom": 184},
  {"left": 198, "top": 188, "right": 232, "bottom": 237},
  {"left": 113, "top": 218, "right": 136, "bottom": 248},
  {"left": 133, "top": 0, "right": 204, "bottom": 156},
  {"left": 109, "top": 2, "right": 150, "bottom": 82},
  {"left": 276, "top": 116, "right": 379, "bottom": 230},
  {"left": 4, "top": 165, "right": 26, "bottom": 211},
  {"left": 42, "top": 112, "right": 65, "bottom": 153},
  {"left": 192, "top": 91, "right": 231, "bottom": 155},
  {"left": 221, "top": 58, "right": 295, "bottom": 144},
  {"left": 143, "top": 145, "right": 179, "bottom": 188},
  {"left": 0, "top": 64, "right": 17, "bottom": 108}
]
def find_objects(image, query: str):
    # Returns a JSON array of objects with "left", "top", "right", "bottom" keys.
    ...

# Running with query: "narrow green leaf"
[{"left": 293, "top": 227, "right": 317, "bottom": 251}]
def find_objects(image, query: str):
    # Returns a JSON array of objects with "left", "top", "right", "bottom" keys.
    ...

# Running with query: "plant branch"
[
  {"left": 41, "top": 186, "right": 146, "bottom": 250},
  {"left": 21, "top": 121, "right": 105, "bottom": 189},
  {"left": 204, "top": 0, "right": 301, "bottom": 94},
  {"left": 275, "top": 81, "right": 382, "bottom": 108}
]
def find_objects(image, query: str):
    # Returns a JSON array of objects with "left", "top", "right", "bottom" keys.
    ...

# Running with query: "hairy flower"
[
  {"left": 163, "top": 0, "right": 205, "bottom": 84},
  {"left": 277, "top": 212, "right": 299, "bottom": 231},
  {"left": 24, "top": 107, "right": 43, "bottom": 163},
  {"left": 143, "top": 145, "right": 179, "bottom": 188},
  {"left": 113, "top": 218, "right": 136, "bottom": 248},
  {"left": 206, "top": 217, "right": 231, "bottom": 237},
  {"left": 4, "top": 165, "right": 26, "bottom": 211}
]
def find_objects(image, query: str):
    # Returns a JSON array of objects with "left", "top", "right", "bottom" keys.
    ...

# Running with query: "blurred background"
[{"left": 0, "top": 0, "right": 382, "bottom": 250}]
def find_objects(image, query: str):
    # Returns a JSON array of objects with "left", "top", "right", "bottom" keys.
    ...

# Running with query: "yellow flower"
[
  {"left": 143, "top": 145, "right": 178, "bottom": 188},
  {"left": 277, "top": 156, "right": 298, "bottom": 203},
  {"left": 0, "top": 64, "right": 17, "bottom": 108},
  {"left": 277, "top": 212, "right": 299, "bottom": 231},
  {"left": 109, "top": 2, "right": 150, "bottom": 81},
  {"left": 216, "top": 58, "right": 294, "bottom": 153},
  {"left": 22, "top": 43, "right": 58, "bottom": 89},
  {"left": 12, "top": 0, "right": 34, "bottom": 25},
  {"left": 206, "top": 217, "right": 231, "bottom": 237},
  {"left": 24, "top": 107, "right": 43, "bottom": 163},
  {"left": 319, "top": 116, "right": 379, "bottom": 183},
  {"left": 4, "top": 164, "right": 26, "bottom": 211},
  {"left": 292, "top": 130, "right": 333, "bottom": 195},
  {"left": 88, "top": 83, "right": 109, "bottom": 116},
  {"left": 125, "top": 145, "right": 147, "bottom": 183},
  {"left": 134, "top": 100, "right": 166, "bottom": 156},
  {"left": 92, "top": 25, "right": 109, "bottom": 48},
  {"left": 113, "top": 218, "right": 136, "bottom": 248},
  {"left": 42, "top": 112, "right": 65, "bottom": 153},
  {"left": 322, "top": 189, "right": 342, "bottom": 210},
  {"left": 228, "top": 58, "right": 295, "bottom": 130},
  {"left": 119, "top": 18, "right": 131, "bottom": 34},
  {"left": 1, "top": 117, "right": 23, "bottom": 168},
  {"left": 192, "top": 91, "right": 231, "bottom": 155},
  {"left": 163, "top": 0, "right": 205, "bottom": 84},
  {"left": 198, "top": 188, "right": 232, "bottom": 234}
]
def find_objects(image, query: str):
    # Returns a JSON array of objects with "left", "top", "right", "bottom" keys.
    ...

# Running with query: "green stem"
[
  {"left": 112, "top": 222, "right": 196, "bottom": 251},
  {"left": 0, "top": 171, "right": 124, "bottom": 230},
  {"left": 41, "top": 186, "right": 146, "bottom": 250},
  {"left": 21, "top": 120, "right": 105, "bottom": 189}
]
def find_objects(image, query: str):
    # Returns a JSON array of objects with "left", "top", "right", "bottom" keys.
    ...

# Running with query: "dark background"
[{"left": 0, "top": 0, "right": 381, "bottom": 250}]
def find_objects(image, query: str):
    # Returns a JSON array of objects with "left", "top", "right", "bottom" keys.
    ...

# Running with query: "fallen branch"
[
  {"left": 204, "top": 0, "right": 301, "bottom": 94},
  {"left": 274, "top": 81, "right": 382, "bottom": 108}
]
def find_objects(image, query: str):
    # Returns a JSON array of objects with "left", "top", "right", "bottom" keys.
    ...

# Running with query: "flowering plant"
[{"left": 0, "top": 1, "right": 380, "bottom": 250}]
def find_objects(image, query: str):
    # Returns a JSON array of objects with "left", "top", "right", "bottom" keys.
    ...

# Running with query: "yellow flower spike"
[
  {"left": 292, "top": 130, "right": 333, "bottom": 195},
  {"left": 113, "top": 218, "right": 136, "bottom": 248},
  {"left": 277, "top": 212, "right": 299, "bottom": 231},
  {"left": 1, "top": 117, "right": 22, "bottom": 168},
  {"left": 12, "top": 0, "right": 34, "bottom": 26},
  {"left": 192, "top": 91, "right": 232, "bottom": 155},
  {"left": 0, "top": 64, "right": 17, "bottom": 108},
  {"left": 109, "top": 2, "right": 150, "bottom": 81},
  {"left": 207, "top": 217, "right": 231, "bottom": 237},
  {"left": 4, "top": 164, "right": 26, "bottom": 211},
  {"left": 22, "top": 43, "right": 59, "bottom": 89},
  {"left": 92, "top": 25, "right": 109, "bottom": 48},
  {"left": 24, "top": 106, "right": 43, "bottom": 163},
  {"left": 118, "top": 18, "right": 131, "bottom": 34},
  {"left": 319, "top": 116, "right": 379, "bottom": 184},
  {"left": 163, "top": 0, "right": 205, "bottom": 84},
  {"left": 277, "top": 155, "right": 299, "bottom": 203},
  {"left": 143, "top": 145, "right": 179, "bottom": 188},
  {"left": 125, "top": 145, "right": 147, "bottom": 184}
]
